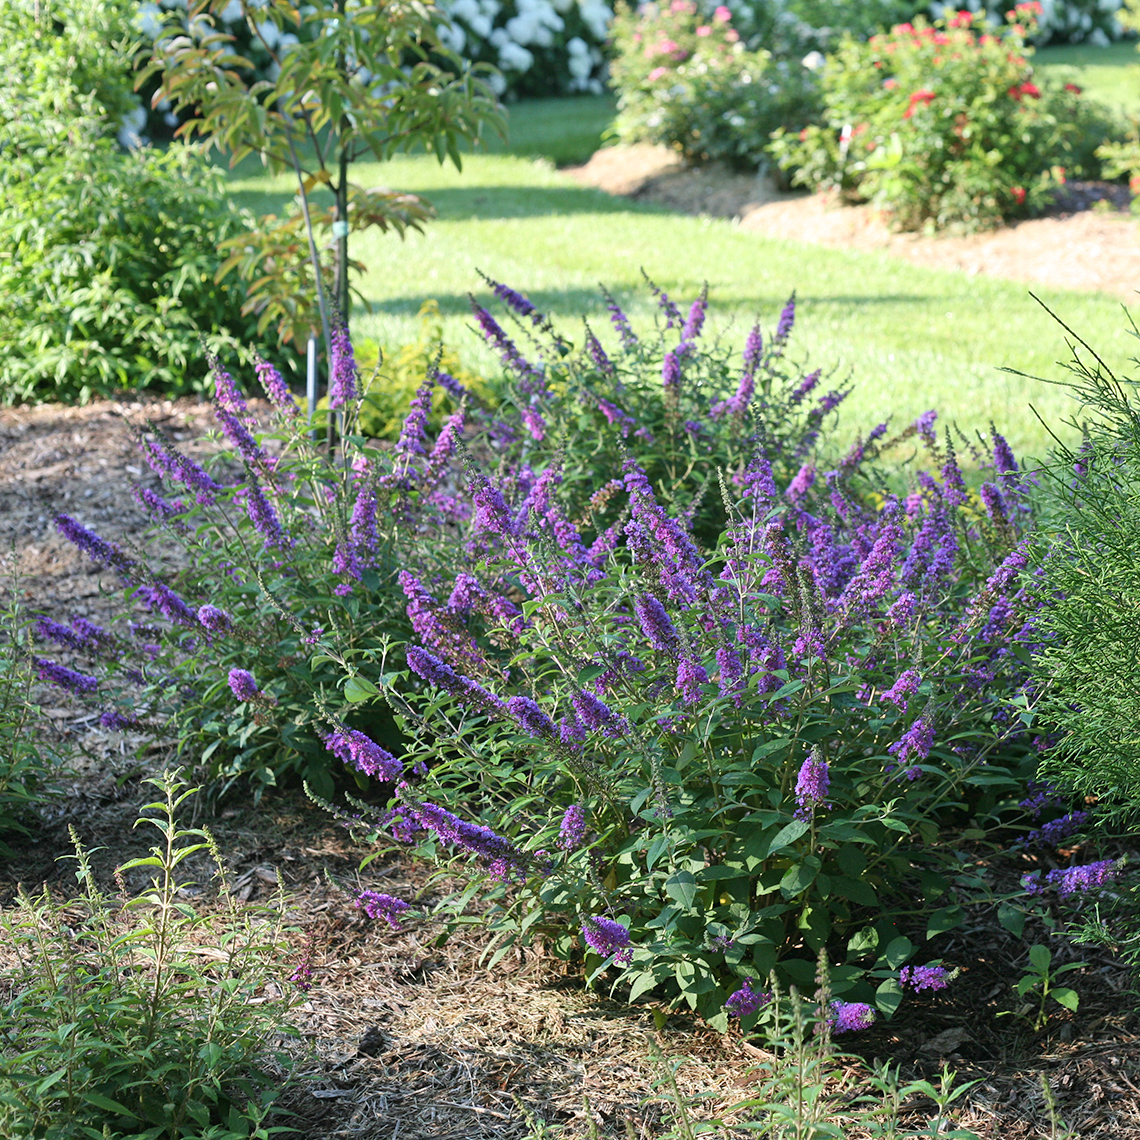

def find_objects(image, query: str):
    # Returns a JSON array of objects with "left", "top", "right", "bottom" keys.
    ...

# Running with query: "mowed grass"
[
  {"left": 1036, "top": 40, "right": 1140, "bottom": 115},
  {"left": 227, "top": 96, "right": 1138, "bottom": 464}
]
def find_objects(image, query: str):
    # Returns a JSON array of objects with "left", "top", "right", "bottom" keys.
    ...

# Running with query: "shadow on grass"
[{"left": 230, "top": 181, "right": 664, "bottom": 222}]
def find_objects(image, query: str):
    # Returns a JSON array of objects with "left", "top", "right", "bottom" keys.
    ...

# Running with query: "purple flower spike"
[
  {"left": 676, "top": 658, "right": 708, "bottom": 704},
  {"left": 603, "top": 288, "right": 638, "bottom": 350},
  {"left": 325, "top": 728, "right": 403, "bottom": 781},
  {"left": 328, "top": 320, "right": 359, "bottom": 409},
  {"left": 662, "top": 349, "right": 683, "bottom": 396},
  {"left": 355, "top": 890, "right": 411, "bottom": 930},
  {"left": 571, "top": 690, "right": 619, "bottom": 734},
  {"left": 795, "top": 748, "right": 830, "bottom": 817},
  {"left": 227, "top": 668, "right": 261, "bottom": 702},
  {"left": 725, "top": 978, "right": 770, "bottom": 1017},
  {"left": 405, "top": 645, "right": 506, "bottom": 717},
  {"left": 55, "top": 514, "right": 136, "bottom": 580},
  {"left": 743, "top": 324, "right": 763, "bottom": 372},
  {"left": 775, "top": 293, "right": 796, "bottom": 343},
  {"left": 396, "top": 380, "right": 432, "bottom": 459},
  {"left": 1042, "top": 859, "right": 1121, "bottom": 896},
  {"left": 100, "top": 709, "right": 138, "bottom": 730},
  {"left": 830, "top": 1000, "right": 875, "bottom": 1034},
  {"left": 137, "top": 583, "right": 198, "bottom": 626},
  {"left": 507, "top": 695, "right": 558, "bottom": 740},
  {"left": 887, "top": 713, "right": 934, "bottom": 768},
  {"left": 899, "top": 965, "right": 950, "bottom": 992},
  {"left": 581, "top": 916, "right": 632, "bottom": 965},
  {"left": 634, "top": 595, "right": 681, "bottom": 655},
  {"left": 35, "top": 659, "right": 97, "bottom": 694},
  {"left": 254, "top": 354, "right": 300, "bottom": 416},
  {"left": 585, "top": 323, "right": 614, "bottom": 375},
  {"left": 407, "top": 795, "right": 529, "bottom": 880},
  {"left": 681, "top": 286, "right": 708, "bottom": 341},
  {"left": 197, "top": 604, "right": 233, "bottom": 635},
  {"left": 558, "top": 804, "right": 587, "bottom": 850},
  {"left": 211, "top": 358, "right": 248, "bottom": 414},
  {"left": 882, "top": 669, "right": 921, "bottom": 712}
]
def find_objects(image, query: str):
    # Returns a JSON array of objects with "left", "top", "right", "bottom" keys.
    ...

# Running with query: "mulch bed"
[{"left": 2, "top": 394, "right": 1139, "bottom": 1138}]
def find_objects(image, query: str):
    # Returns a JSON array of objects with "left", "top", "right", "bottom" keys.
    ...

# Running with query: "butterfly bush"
[{"left": 292, "top": 281, "right": 1056, "bottom": 1030}]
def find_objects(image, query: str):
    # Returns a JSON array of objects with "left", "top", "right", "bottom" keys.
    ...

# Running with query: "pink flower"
[
  {"left": 714, "top": 5, "right": 732, "bottom": 21},
  {"left": 696, "top": 24, "right": 712, "bottom": 35},
  {"left": 648, "top": 66, "right": 669, "bottom": 81}
]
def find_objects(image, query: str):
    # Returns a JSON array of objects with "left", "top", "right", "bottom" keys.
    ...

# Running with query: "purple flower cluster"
[
  {"left": 775, "top": 292, "right": 796, "bottom": 343},
  {"left": 35, "top": 616, "right": 111, "bottom": 654},
  {"left": 133, "top": 486, "right": 187, "bottom": 527},
  {"left": 136, "top": 583, "right": 197, "bottom": 626},
  {"left": 507, "top": 695, "right": 557, "bottom": 740},
  {"left": 899, "top": 964, "right": 950, "bottom": 992},
  {"left": 795, "top": 750, "right": 830, "bottom": 817},
  {"left": 328, "top": 320, "right": 359, "bottom": 409},
  {"left": 227, "top": 668, "right": 261, "bottom": 702},
  {"left": 35, "top": 659, "right": 98, "bottom": 693},
  {"left": 603, "top": 287, "right": 638, "bottom": 350},
  {"left": 1024, "top": 810, "right": 1091, "bottom": 848},
  {"left": 581, "top": 916, "right": 632, "bottom": 964},
  {"left": 139, "top": 436, "right": 222, "bottom": 505},
  {"left": 325, "top": 728, "right": 403, "bottom": 781},
  {"left": 406, "top": 646, "right": 505, "bottom": 718},
  {"left": 406, "top": 794, "right": 529, "bottom": 880},
  {"left": 355, "top": 890, "right": 411, "bottom": 930},
  {"left": 887, "top": 713, "right": 934, "bottom": 776},
  {"left": 830, "top": 1000, "right": 875, "bottom": 1034},
  {"left": 882, "top": 669, "right": 921, "bottom": 711},
  {"left": 1022, "top": 859, "right": 1120, "bottom": 897},
  {"left": 558, "top": 803, "right": 587, "bottom": 850},
  {"left": 725, "top": 978, "right": 770, "bottom": 1017},
  {"left": 470, "top": 299, "right": 547, "bottom": 395},
  {"left": 55, "top": 515, "right": 136, "bottom": 580},
  {"left": 197, "top": 604, "right": 233, "bottom": 635},
  {"left": 100, "top": 709, "right": 138, "bottom": 730},
  {"left": 254, "top": 354, "right": 300, "bottom": 416}
]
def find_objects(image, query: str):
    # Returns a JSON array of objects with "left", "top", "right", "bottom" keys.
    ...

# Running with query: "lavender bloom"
[
  {"left": 133, "top": 486, "right": 186, "bottom": 525},
  {"left": 603, "top": 287, "right": 638, "bottom": 351},
  {"left": 488, "top": 277, "right": 539, "bottom": 322},
  {"left": 137, "top": 583, "right": 197, "bottom": 626},
  {"left": 646, "top": 276, "right": 682, "bottom": 328},
  {"left": 241, "top": 477, "right": 287, "bottom": 549},
  {"left": 979, "top": 482, "right": 1007, "bottom": 525},
  {"left": 725, "top": 978, "right": 770, "bottom": 1017},
  {"left": 254, "top": 354, "right": 299, "bottom": 416},
  {"left": 716, "top": 645, "right": 745, "bottom": 701},
  {"left": 227, "top": 668, "right": 261, "bottom": 701},
  {"left": 584, "top": 322, "right": 614, "bottom": 375},
  {"left": 405, "top": 646, "right": 505, "bottom": 717},
  {"left": 581, "top": 916, "right": 632, "bottom": 964},
  {"left": 882, "top": 670, "right": 921, "bottom": 711},
  {"left": 558, "top": 804, "right": 587, "bottom": 850},
  {"left": 470, "top": 299, "right": 547, "bottom": 395},
  {"left": 743, "top": 324, "right": 763, "bottom": 372},
  {"left": 986, "top": 542, "right": 1029, "bottom": 595},
  {"left": 830, "top": 1001, "right": 876, "bottom": 1034},
  {"left": 211, "top": 358, "right": 248, "bottom": 414},
  {"left": 1019, "top": 781, "right": 1063, "bottom": 820},
  {"left": 328, "top": 320, "right": 359, "bottom": 409},
  {"left": 1040, "top": 859, "right": 1121, "bottom": 897},
  {"left": 433, "top": 368, "right": 467, "bottom": 401},
  {"left": 675, "top": 658, "right": 708, "bottom": 704},
  {"left": 520, "top": 405, "right": 546, "bottom": 441},
  {"left": 711, "top": 368, "right": 755, "bottom": 419},
  {"left": 899, "top": 965, "right": 950, "bottom": 992},
  {"left": 55, "top": 514, "right": 136, "bottom": 580},
  {"left": 1025, "top": 810, "right": 1091, "bottom": 848},
  {"left": 325, "top": 728, "right": 403, "bottom": 781},
  {"left": 992, "top": 428, "right": 1019, "bottom": 480},
  {"left": 355, "top": 890, "right": 411, "bottom": 930},
  {"left": 447, "top": 572, "right": 487, "bottom": 615},
  {"left": 351, "top": 479, "right": 379, "bottom": 555},
  {"left": 886, "top": 592, "right": 916, "bottom": 625},
  {"left": 786, "top": 463, "right": 816, "bottom": 502},
  {"left": 887, "top": 714, "right": 934, "bottom": 773},
  {"left": 914, "top": 411, "right": 938, "bottom": 449},
  {"left": 662, "top": 349, "right": 683, "bottom": 397},
  {"left": 469, "top": 472, "right": 518, "bottom": 538},
  {"left": 795, "top": 749, "right": 830, "bottom": 817},
  {"left": 681, "top": 286, "right": 708, "bottom": 341},
  {"left": 423, "top": 408, "right": 465, "bottom": 490},
  {"left": 100, "top": 709, "right": 138, "bottom": 730},
  {"left": 789, "top": 369, "right": 821, "bottom": 407},
  {"left": 775, "top": 292, "right": 796, "bottom": 343},
  {"left": 396, "top": 380, "right": 432, "bottom": 458},
  {"left": 507, "top": 695, "right": 557, "bottom": 740},
  {"left": 34, "top": 659, "right": 97, "bottom": 693},
  {"left": 596, "top": 398, "right": 636, "bottom": 436},
  {"left": 571, "top": 690, "right": 619, "bottom": 734},
  {"left": 215, "top": 408, "right": 264, "bottom": 465},
  {"left": 409, "top": 796, "right": 529, "bottom": 880},
  {"left": 197, "top": 604, "right": 233, "bottom": 635},
  {"left": 139, "top": 437, "right": 222, "bottom": 505},
  {"left": 35, "top": 617, "right": 102, "bottom": 652}
]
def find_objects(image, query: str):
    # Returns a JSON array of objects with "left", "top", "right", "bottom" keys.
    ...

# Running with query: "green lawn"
[{"left": 1036, "top": 40, "right": 1140, "bottom": 115}]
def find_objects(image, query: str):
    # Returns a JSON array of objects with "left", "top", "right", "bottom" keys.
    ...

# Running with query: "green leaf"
[
  {"left": 1029, "top": 943, "right": 1052, "bottom": 973},
  {"left": 926, "top": 905, "right": 964, "bottom": 940},
  {"left": 1051, "top": 986, "right": 1079, "bottom": 1012},
  {"left": 344, "top": 675, "right": 379, "bottom": 702},
  {"left": 82, "top": 1092, "right": 139, "bottom": 1120},
  {"left": 875, "top": 978, "right": 904, "bottom": 1017},
  {"left": 665, "top": 870, "right": 699, "bottom": 911},
  {"left": 627, "top": 971, "right": 660, "bottom": 1002},
  {"left": 766, "top": 818, "right": 809, "bottom": 858},
  {"left": 779, "top": 857, "right": 820, "bottom": 899},
  {"left": 997, "top": 903, "right": 1025, "bottom": 938},
  {"left": 882, "top": 936, "right": 914, "bottom": 969}
]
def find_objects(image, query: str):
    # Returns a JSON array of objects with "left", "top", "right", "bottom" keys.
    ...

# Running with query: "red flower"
[
  {"left": 1011, "top": 186, "right": 1026, "bottom": 205},
  {"left": 1064, "top": 82, "right": 1082, "bottom": 95},
  {"left": 903, "top": 88, "right": 936, "bottom": 119},
  {"left": 883, "top": 77, "right": 898, "bottom": 89},
  {"left": 949, "top": 9, "right": 974, "bottom": 27},
  {"left": 1018, "top": 81, "right": 1041, "bottom": 99}
]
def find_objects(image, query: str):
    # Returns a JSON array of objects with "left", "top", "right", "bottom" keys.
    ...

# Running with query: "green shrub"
[
  {"left": 608, "top": 0, "right": 821, "bottom": 172},
  {"left": 0, "top": 0, "right": 273, "bottom": 405},
  {"left": 769, "top": 5, "right": 1123, "bottom": 232},
  {"left": 0, "top": 771, "right": 297, "bottom": 1139},
  {"left": 0, "top": 582, "right": 61, "bottom": 853}
]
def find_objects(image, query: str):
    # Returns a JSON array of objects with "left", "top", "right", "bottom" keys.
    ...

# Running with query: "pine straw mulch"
[{"left": 3, "top": 400, "right": 1140, "bottom": 1138}]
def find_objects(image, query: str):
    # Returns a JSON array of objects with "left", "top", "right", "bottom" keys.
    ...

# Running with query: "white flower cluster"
[{"left": 437, "top": 0, "right": 613, "bottom": 95}]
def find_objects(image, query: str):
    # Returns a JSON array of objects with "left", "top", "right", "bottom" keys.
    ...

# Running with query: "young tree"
[{"left": 143, "top": 0, "right": 504, "bottom": 354}]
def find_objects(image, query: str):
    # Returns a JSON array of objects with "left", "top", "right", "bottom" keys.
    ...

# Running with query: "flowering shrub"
[
  {"left": 609, "top": 0, "right": 821, "bottom": 171},
  {"left": 769, "top": 6, "right": 1121, "bottom": 232},
  {"left": 287, "top": 283, "right": 1050, "bottom": 1027}
]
